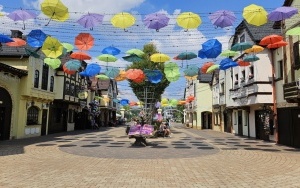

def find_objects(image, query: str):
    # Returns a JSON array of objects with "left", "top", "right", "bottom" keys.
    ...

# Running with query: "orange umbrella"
[
  {"left": 267, "top": 40, "right": 288, "bottom": 49},
  {"left": 178, "top": 100, "right": 186, "bottom": 105},
  {"left": 244, "top": 45, "right": 264, "bottom": 54},
  {"left": 6, "top": 38, "right": 26, "bottom": 47},
  {"left": 126, "top": 69, "right": 140, "bottom": 80},
  {"left": 74, "top": 33, "right": 94, "bottom": 51},
  {"left": 187, "top": 95, "right": 195, "bottom": 102},
  {"left": 201, "top": 62, "right": 214, "bottom": 73},
  {"left": 63, "top": 64, "right": 76, "bottom": 74},
  {"left": 115, "top": 70, "right": 127, "bottom": 81},
  {"left": 70, "top": 51, "right": 91, "bottom": 60},
  {"left": 259, "top": 34, "right": 283, "bottom": 46},
  {"left": 129, "top": 101, "right": 137, "bottom": 106},
  {"left": 237, "top": 59, "right": 251, "bottom": 66}
]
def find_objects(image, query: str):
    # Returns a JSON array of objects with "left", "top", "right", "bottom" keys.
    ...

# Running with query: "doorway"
[
  {"left": 0, "top": 87, "right": 12, "bottom": 140},
  {"left": 255, "top": 110, "right": 269, "bottom": 141},
  {"left": 41, "top": 109, "right": 48, "bottom": 136},
  {"left": 238, "top": 111, "right": 243, "bottom": 136}
]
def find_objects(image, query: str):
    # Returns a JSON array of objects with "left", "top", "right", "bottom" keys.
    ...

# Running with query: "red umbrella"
[
  {"left": 201, "top": 62, "right": 215, "bottom": 73},
  {"left": 6, "top": 38, "right": 26, "bottom": 47},
  {"left": 70, "top": 51, "right": 91, "bottom": 60},
  {"left": 259, "top": 34, "right": 283, "bottom": 46},
  {"left": 237, "top": 59, "right": 251, "bottom": 66},
  {"left": 267, "top": 40, "right": 288, "bottom": 49},
  {"left": 74, "top": 33, "right": 94, "bottom": 51}
]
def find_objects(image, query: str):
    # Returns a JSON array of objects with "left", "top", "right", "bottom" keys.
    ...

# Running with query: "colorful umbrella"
[
  {"left": 220, "top": 61, "right": 238, "bottom": 70},
  {"left": 143, "top": 12, "right": 170, "bottom": 32},
  {"left": 85, "top": 63, "right": 101, "bottom": 77},
  {"left": 268, "top": 6, "right": 298, "bottom": 21},
  {"left": 231, "top": 42, "right": 253, "bottom": 52},
  {"left": 184, "top": 65, "right": 198, "bottom": 76},
  {"left": 7, "top": 9, "right": 37, "bottom": 30},
  {"left": 6, "top": 38, "right": 26, "bottom": 47},
  {"left": 25, "top": 48, "right": 40, "bottom": 58},
  {"left": 111, "top": 12, "right": 135, "bottom": 31},
  {"left": 150, "top": 53, "right": 170, "bottom": 63},
  {"left": 115, "top": 70, "right": 127, "bottom": 82},
  {"left": 27, "top": 29, "right": 47, "bottom": 48},
  {"left": 76, "top": 13, "right": 104, "bottom": 30},
  {"left": 65, "top": 59, "right": 81, "bottom": 71},
  {"left": 201, "top": 62, "right": 215, "bottom": 73},
  {"left": 199, "top": 39, "right": 222, "bottom": 59},
  {"left": 41, "top": 0, "right": 69, "bottom": 26},
  {"left": 243, "top": 4, "right": 267, "bottom": 26},
  {"left": 42, "top": 36, "right": 63, "bottom": 58},
  {"left": 286, "top": 27, "right": 300, "bottom": 36},
  {"left": 144, "top": 69, "right": 163, "bottom": 84},
  {"left": 0, "top": 34, "right": 14, "bottom": 43},
  {"left": 176, "top": 12, "right": 201, "bottom": 30},
  {"left": 206, "top": 64, "right": 220, "bottom": 73},
  {"left": 209, "top": 10, "right": 236, "bottom": 28},
  {"left": 126, "top": 69, "right": 141, "bottom": 80},
  {"left": 126, "top": 48, "right": 144, "bottom": 57},
  {"left": 176, "top": 52, "right": 197, "bottom": 60},
  {"left": 122, "top": 54, "right": 142, "bottom": 62},
  {"left": 63, "top": 64, "right": 76, "bottom": 75},
  {"left": 259, "top": 35, "right": 283, "bottom": 46},
  {"left": 97, "top": 54, "right": 117, "bottom": 67},
  {"left": 267, "top": 40, "right": 288, "bottom": 49},
  {"left": 96, "top": 74, "right": 109, "bottom": 80},
  {"left": 166, "top": 73, "right": 180, "bottom": 82},
  {"left": 75, "top": 33, "right": 94, "bottom": 51},
  {"left": 102, "top": 46, "right": 120, "bottom": 56},
  {"left": 220, "top": 49, "right": 239, "bottom": 57},
  {"left": 243, "top": 55, "right": 260, "bottom": 62},
  {"left": 244, "top": 45, "right": 264, "bottom": 54},
  {"left": 62, "top": 43, "right": 74, "bottom": 52},
  {"left": 185, "top": 75, "right": 198, "bottom": 80},
  {"left": 120, "top": 99, "right": 129, "bottom": 106},
  {"left": 44, "top": 57, "right": 61, "bottom": 69},
  {"left": 105, "top": 67, "right": 120, "bottom": 78},
  {"left": 237, "top": 59, "right": 251, "bottom": 67},
  {"left": 70, "top": 51, "right": 91, "bottom": 60}
]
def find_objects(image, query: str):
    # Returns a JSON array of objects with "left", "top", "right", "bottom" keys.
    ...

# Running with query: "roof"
[
  {"left": 197, "top": 71, "right": 213, "bottom": 83},
  {"left": 0, "top": 62, "right": 28, "bottom": 78},
  {"left": 232, "top": 20, "right": 281, "bottom": 46}
]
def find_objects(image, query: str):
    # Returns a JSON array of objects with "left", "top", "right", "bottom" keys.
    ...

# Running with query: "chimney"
[{"left": 10, "top": 30, "right": 23, "bottom": 39}]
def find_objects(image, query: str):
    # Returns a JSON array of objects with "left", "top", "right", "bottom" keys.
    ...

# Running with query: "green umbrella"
[
  {"left": 286, "top": 27, "right": 300, "bottom": 35},
  {"left": 126, "top": 48, "right": 144, "bottom": 57},
  {"left": 44, "top": 57, "right": 61, "bottom": 69},
  {"left": 105, "top": 67, "right": 120, "bottom": 78},
  {"left": 96, "top": 74, "right": 110, "bottom": 80},
  {"left": 166, "top": 73, "right": 180, "bottom": 82},
  {"left": 25, "top": 48, "right": 40, "bottom": 58},
  {"left": 62, "top": 42, "right": 74, "bottom": 52},
  {"left": 231, "top": 42, "right": 253, "bottom": 52},
  {"left": 183, "top": 65, "right": 198, "bottom": 76},
  {"left": 206, "top": 64, "right": 219, "bottom": 73},
  {"left": 220, "top": 50, "right": 239, "bottom": 57},
  {"left": 97, "top": 54, "right": 117, "bottom": 62},
  {"left": 122, "top": 54, "right": 142, "bottom": 62},
  {"left": 164, "top": 62, "right": 180, "bottom": 73},
  {"left": 169, "top": 99, "right": 178, "bottom": 107}
]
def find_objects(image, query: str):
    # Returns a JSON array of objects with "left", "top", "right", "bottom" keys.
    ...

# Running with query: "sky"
[{"left": 0, "top": 0, "right": 284, "bottom": 102}]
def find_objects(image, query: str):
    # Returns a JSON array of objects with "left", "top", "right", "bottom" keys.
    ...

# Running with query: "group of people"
[{"left": 159, "top": 121, "right": 171, "bottom": 138}]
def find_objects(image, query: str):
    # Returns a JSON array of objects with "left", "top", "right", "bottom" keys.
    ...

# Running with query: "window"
[
  {"left": 50, "top": 76, "right": 54, "bottom": 92},
  {"left": 27, "top": 106, "right": 39, "bottom": 125},
  {"left": 75, "top": 85, "right": 80, "bottom": 97},
  {"left": 41, "top": 64, "right": 49, "bottom": 90},
  {"left": 241, "top": 70, "right": 245, "bottom": 82},
  {"left": 239, "top": 34, "right": 245, "bottom": 43},
  {"left": 68, "top": 109, "right": 74, "bottom": 123},
  {"left": 34, "top": 70, "right": 39, "bottom": 88},
  {"left": 70, "top": 83, "right": 75, "bottom": 96},
  {"left": 235, "top": 74, "right": 238, "bottom": 85},
  {"left": 220, "top": 82, "right": 224, "bottom": 95},
  {"left": 293, "top": 41, "right": 300, "bottom": 67},
  {"left": 65, "top": 81, "right": 70, "bottom": 95},
  {"left": 249, "top": 66, "right": 254, "bottom": 79},
  {"left": 214, "top": 113, "right": 220, "bottom": 125},
  {"left": 276, "top": 60, "right": 283, "bottom": 79}
]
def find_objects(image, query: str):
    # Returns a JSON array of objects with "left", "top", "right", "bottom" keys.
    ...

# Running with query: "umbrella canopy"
[
  {"left": 44, "top": 57, "right": 61, "bottom": 69},
  {"left": 62, "top": 42, "right": 74, "bottom": 52},
  {"left": 75, "top": 33, "right": 94, "bottom": 51},
  {"left": 122, "top": 54, "right": 142, "bottom": 62},
  {"left": 7, "top": 9, "right": 37, "bottom": 30},
  {"left": 286, "top": 27, "right": 300, "bottom": 35},
  {"left": 176, "top": 12, "right": 201, "bottom": 30},
  {"left": 85, "top": 63, "right": 101, "bottom": 77},
  {"left": 220, "top": 61, "right": 238, "bottom": 70},
  {"left": 267, "top": 40, "right": 288, "bottom": 49},
  {"left": 244, "top": 45, "right": 264, "bottom": 54},
  {"left": 96, "top": 74, "right": 110, "bottom": 80},
  {"left": 143, "top": 12, "right": 170, "bottom": 31},
  {"left": 41, "top": 0, "right": 69, "bottom": 26},
  {"left": 97, "top": 54, "right": 117, "bottom": 62},
  {"left": 209, "top": 10, "right": 236, "bottom": 28},
  {"left": 243, "top": 55, "right": 260, "bottom": 62},
  {"left": 42, "top": 36, "right": 63, "bottom": 58},
  {"left": 115, "top": 70, "right": 127, "bottom": 81},
  {"left": 199, "top": 39, "right": 222, "bottom": 59},
  {"left": 111, "top": 12, "right": 135, "bottom": 30},
  {"left": 126, "top": 69, "right": 142, "bottom": 80},
  {"left": 166, "top": 73, "right": 180, "bottom": 82},
  {"left": 220, "top": 49, "right": 239, "bottom": 57},
  {"left": 184, "top": 65, "right": 199, "bottom": 76},
  {"left": 79, "top": 71, "right": 89, "bottom": 77},
  {"left": 237, "top": 59, "right": 251, "bottom": 67},
  {"left": 144, "top": 69, "right": 163, "bottom": 84},
  {"left": 27, "top": 29, "right": 47, "bottom": 48},
  {"left": 185, "top": 75, "right": 198, "bottom": 80},
  {"left": 231, "top": 42, "right": 253, "bottom": 52},
  {"left": 105, "top": 67, "right": 120, "bottom": 78},
  {"left": 0, "top": 34, "right": 14, "bottom": 43},
  {"left": 102, "top": 46, "right": 120, "bottom": 56},
  {"left": 201, "top": 62, "right": 215, "bottom": 73},
  {"left": 126, "top": 48, "right": 144, "bottom": 57},
  {"left": 268, "top": 6, "right": 298, "bottom": 21},
  {"left": 150, "top": 53, "right": 170, "bottom": 63},
  {"left": 206, "top": 64, "right": 220, "bottom": 73},
  {"left": 70, "top": 51, "right": 91, "bottom": 60},
  {"left": 220, "top": 57, "right": 235, "bottom": 66},
  {"left": 120, "top": 99, "right": 129, "bottom": 106},
  {"left": 164, "top": 62, "right": 180, "bottom": 81},
  {"left": 76, "top": 13, "right": 104, "bottom": 30},
  {"left": 63, "top": 64, "right": 76, "bottom": 75},
  {"left": 176, "top": 52, "right": 197, "bottom": 60},
  {"left": 6, "top": 38, "right": 26, "bottom": 47},
  {"left": 259, "top": 35, "right": 283, "bottom": 46},
  {"left": 243, "top": 4, "right": 267, "bottom": 26},
  {"left": 65, "top": 59, "right": 81, "bottom": 71},
  {"left": 25, "top": 48, "right": 40, "bottom": 58}
]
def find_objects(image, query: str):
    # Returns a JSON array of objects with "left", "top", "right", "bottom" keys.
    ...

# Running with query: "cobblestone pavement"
[{"left": 1, "top": 123, "right": 300, "bottom": 188}]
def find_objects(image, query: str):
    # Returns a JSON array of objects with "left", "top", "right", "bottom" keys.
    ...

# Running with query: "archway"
[
  {"left": 201, "top": 111, "right": 212, "bottom": 129},
  {"left": 0, "top": 87, "right": 12, "bottom": 140}
]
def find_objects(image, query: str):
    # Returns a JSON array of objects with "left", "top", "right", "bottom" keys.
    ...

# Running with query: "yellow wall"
[{"left": 196, "top": 82, "right": 212, "bottom": 129}]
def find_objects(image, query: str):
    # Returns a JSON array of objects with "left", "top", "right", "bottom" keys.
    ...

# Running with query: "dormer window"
[{"left": 239, "top": 34, "right": 245, "bottom": 43}]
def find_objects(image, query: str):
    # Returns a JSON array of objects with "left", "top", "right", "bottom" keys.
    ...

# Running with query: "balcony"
[{"left": 283, "top": 81, "right": 300, "bottom": 103}]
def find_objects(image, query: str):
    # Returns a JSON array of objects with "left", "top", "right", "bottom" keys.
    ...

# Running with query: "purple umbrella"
[
  {"left": 268, "top": 6, "right": 298, "bottom": 21},
  {"left": 209, "top": 10, "right": 236, "bottom": 28},
  {"left": 143, "top": 12, "right": 170, "bottom": 32},
  {"left": 7, "top": 9, "right": 37, "bottom": 30},
  {"left": 76, "top": 13, "right": 104, "bottom": 30}
]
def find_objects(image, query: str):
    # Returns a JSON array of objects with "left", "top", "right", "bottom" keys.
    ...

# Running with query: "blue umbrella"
[
  {"left": 199, "top": 39, "right": 222, "bottom": 59},
  {"left": 219, "top": 58, "right": 238, "bottom": 70},
  {"left": 85, "top": 63, "right": 101, "bottom": 77},
  {"left": 65, "top": 60, "right": 81, "bottom": 71},
  {"left": 120, "top": 99, "right": 129, "bottom": 106},
  {"left": 113, "top": 98, "right": 120, "bottom": 103},
  {"left": 0, "top": 34, "right": 14, "bottom": 43},
  {"left": 220, "top": 58, "right": 234, "bottom": 66},
  {"left": 143, "top": 12, "right": 170, "bottom": 31},
  {"left": 144, "top": 69, "right": 163, "bottom": 84},
  {"left": 27, "top": 29, "right": 47, "bottom": 47},
  {"left": 79, "top": 71, "right": 89, "bottom": 77},
  {"left": 102, "top": 46, "right": 120, "bottom": 55}
]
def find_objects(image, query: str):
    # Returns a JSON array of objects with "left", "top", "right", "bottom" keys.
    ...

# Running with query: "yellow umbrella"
[
  {"left": 244, "top": 45, "right": 264, "bottom": 54},
  {"left": 111, "top": 12, "right": 135, "bottom": 31},
  {"left": 41, "top": 0, "right": 69, "bottom": 26},
  {"left": 42, "top": 36, "right": 63, "bottom": 58},
  {"left": 150, "top": 53, "right": 170, "bottom": 63},
  {"left": 176, "top": 12, "right": 202, "bottom": 30},
  {"left": 185, "top": 75, "right": 198, "bottom": 80},
  {"left": 115, "top": 70, "right": 127, "bottom": 81},
  {"left": 243, "top": 4, "right": 267, "bottom": 26}
]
